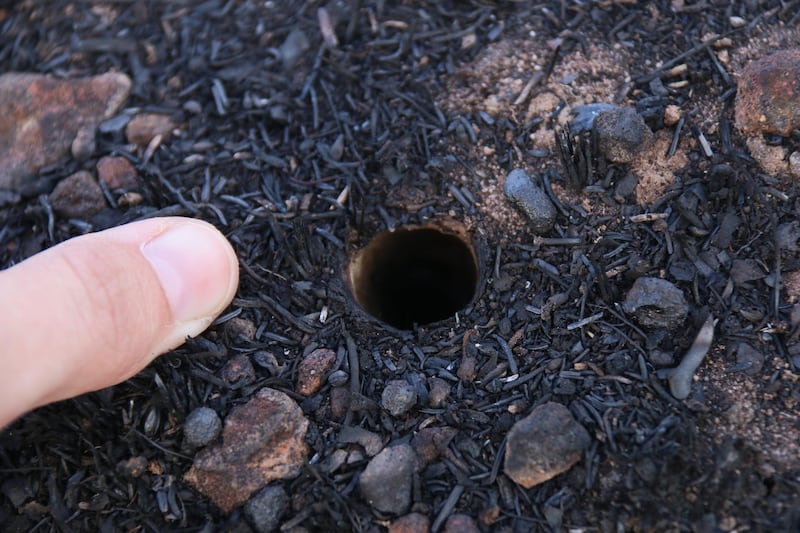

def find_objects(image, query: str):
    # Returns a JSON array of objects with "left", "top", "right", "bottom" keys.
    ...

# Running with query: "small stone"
[
  {"left": 0, "top": 72, "right": 131, "bottom": 192},
  {"left": 389, "top": 512, "right": 430, "bottom": 533},
  {"left": 381, "top": 379, "right": 418, "bottom": 417},
  {"left": 790, "top": 151, "right": 800, "bottom": 178},
  {"left": 427, "top": 377, "right": 451, "bottom": 408},
  {"left": 594, "top": 106, "right": 655, "bottom": 163},
  {"left": 244, "top": 485, "right": 289, "bottom": 533},
  {"left": 116, "top": 456, "right": 148, "bottom": 478},
  {"left": 503, "top": 169, "right": 556, "bottom": 234},
  {"left": 71, "top": 127, "right": 96, "bottom": 161},
  {"left": 220, "top": 354, "right": 256, "bottom": 387},
  {"left": 225, "top": 317, "right": 257, "bottom": 340},
  {"left": 280, "top": 28, "right": 310, "bottom": 69},
  {"left": 621, "top": 277, "right": 689, "bottom": 330},
  {"left": 735, "top": 48, "right": 800, "bottom": 136},
  {"left": 359, "top": 444, "right": 417, "bottom": 515},
  {"left": 339, "top": 425, "right": 384, "bottom": 457},
  {"left": 125, "top": 112, "right": 176, "bottom": 146},
  {"left": 117, "top": 191, "right": 143, "bottom": 207},
  {"left": 504, "top": 402, "right": 591, "bottom": 488},
  {"left": 96, "top": 156, "right": 138, "bottom": 190},
  {"left": 327, "top": 369, "right": 349, "bottom": 387},
  {"left": 411, "top": 426, "right": 457, "bottom": 468},
  {"left": 330, "top": 385, "right": 351, "bottom": 419},
  {"left": 184, "top": 388, "right": 309, "bottom": 513},
  {"left": 49, "top": 170, "right": 106, "bottom": 218},
  {"left": 444, "top": 514, "right": 480, "bottom": 533},
  {"left": 735, "top": 342, "right": 764, "bottom": 376},
  {"left": 183, "top": 407, "right": 222, "bottom": 448},
  {"left": 296, "top": 348, "right": 337, "bottom": 397},
  {"left": 664, "top": 104, "right": 682, "bottom": 127}
]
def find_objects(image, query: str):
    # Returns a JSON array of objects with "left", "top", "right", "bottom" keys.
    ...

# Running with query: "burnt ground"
[{"left": 2, "top": 1, "right": 800, "bottom": 531}]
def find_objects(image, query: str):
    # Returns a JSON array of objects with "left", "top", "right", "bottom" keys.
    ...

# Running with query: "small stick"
[{"left": 658, "top": 315, "right": 717, "bottom": 399}]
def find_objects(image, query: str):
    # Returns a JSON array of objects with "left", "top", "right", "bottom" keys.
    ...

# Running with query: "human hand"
[{"left": 0, "top": 217, "right": 239, "bottom": 427}]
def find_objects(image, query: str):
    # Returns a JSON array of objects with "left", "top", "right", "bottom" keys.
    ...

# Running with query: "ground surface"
[{"left": 2, "top": 1, "right": 800, "bottom": 532}]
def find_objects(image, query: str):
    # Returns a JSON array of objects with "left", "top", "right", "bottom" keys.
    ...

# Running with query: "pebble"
[
  {"left": 96, "top": 155, "right": 138, "bottom": 190},
  {"left": 244, "top": 485, "right": 289, "bottom": 533},
  {"left": 125, "top": 112, "right": 176, "bottom": 146},
  {"left": 735, "top": 48, "right": 800, "bottom": 136},
  {"left": 339, "top": 425, "right": 384, "bottom": 457},
  {"left": 411, "top": 426, "right": 457, "bottom": 468},
  {"left": 359, "top": 444, "right": 417, "bottom": 515},
  {"left": 444, "top": 514, "right": 480, "bottom": 533},
  {"left": 381, "top": 379, "right": 418, "bottom": 416},
  {"left": 504, "top": 402, "right": 591, "bottom": 488},
  {"left": 183, "top": 407, "right": 222, "bottom": 449},
  {"left": 427, "top": 377, "right": 451, "bottom": 408},
  {"left": 790, "top": 151, "right": 800, "bottom": 178},
  {"left": 569, "top": 102, "right": 618, "bottom": 135},
  {"left": 735, "top": 342, "right": 764, "bottom": 376},
  {"left": 503, "top": 169, "right": 556, "bottom": 234},
  {"left": 225, "top": 316, "right": 257, "bottom": 340},
  {"left": 621, "top": 277, "right": 689, "bottom": 330},
  {"left": 389, "top": 512, "right": 430, "bottom": 533},
  {"left": 593, "top": 106, "right": 654, "bottom": 163},
  {"left": 330, "top": 385, "right": 351, "bottom": 419},
  {"left": 327, "top": 369, "right": 349, "bottom": 387},
  {"left": 49, "top": 170, "right": 106, "bottom": 218},
  {"left": 0, "top": 72, "right": 131, "bottom": 192},
  {"left": 296, "top": 347, "right": 337, "bottom": 397},
  {"left": 184, "top": 388, "right": 309, "bottom": 513},
  {"left": 219, "top": 353, "right": 256, "bottom": 387}
]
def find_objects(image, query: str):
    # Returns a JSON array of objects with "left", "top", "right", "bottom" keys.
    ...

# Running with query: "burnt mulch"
[{"left": 2, "top": 1, "right": 800, "bottom": 532}]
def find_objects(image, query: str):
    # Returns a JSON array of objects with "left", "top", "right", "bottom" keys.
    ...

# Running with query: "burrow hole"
[{"left": 347, "top": 225, "right": 479, "bottom": 330}]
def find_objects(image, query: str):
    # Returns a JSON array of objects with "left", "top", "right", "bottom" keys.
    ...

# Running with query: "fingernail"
[{"left": 142, "top": 222, "right": 238, "bottom": 323}]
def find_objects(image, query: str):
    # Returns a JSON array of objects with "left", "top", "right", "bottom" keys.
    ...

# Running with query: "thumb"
[{"left": 0, "top": 217, "right": 239, "bottom": 425}]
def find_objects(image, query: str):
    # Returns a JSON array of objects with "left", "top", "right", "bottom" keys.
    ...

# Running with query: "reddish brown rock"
[
  {"left": 504, "top": 402, "right": 591, "bottom": 488},
  {"left": 389, "top": 512, "right": 430, "bottom": 533},
  {"left": 96, "top": 155, "right": 138, "bottom": 190},
  {"left": 444, "top": 514, "right": 480, "bottom": 533},
  {"left": 49, "top": 171, "right": 106, "bottom": 218},
  {"left": 735, "top": 48, "right": 800, "bottom": 136},
  {"left": 219, "top": 354, "right": 256, "bottom": 387},
  {"left": 296, "top": 347, "right": 336, "bottom": 397},
  {"left": 125, "top": 112, "right": 176, "bottom": 145},
  {"left": 0, "top": 72, "right": 131, "bottom": 191},
  {"left": 330, "top": 385, "right": 350, "bottom": 419},
  {"left": 184, "top": 388, "right": 309, "bottom": 513}
]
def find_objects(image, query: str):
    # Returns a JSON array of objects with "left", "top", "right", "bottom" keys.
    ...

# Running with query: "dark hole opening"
[{"left": 349, "top": 226, "right": 478, "bottom": 330}]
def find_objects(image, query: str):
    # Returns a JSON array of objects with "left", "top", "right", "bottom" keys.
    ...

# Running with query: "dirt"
[{"left": 2, "top": 1, "right": 800, "bottom": 532}]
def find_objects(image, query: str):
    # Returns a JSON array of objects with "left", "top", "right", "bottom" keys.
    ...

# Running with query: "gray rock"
[
  {"left": 381, "top": 379, "right": 418, "bottom": 417},
  {"left": 504, "top": 402, "right": 590, "bottom": 488},
  {"left": 427, "top": 377, "right": 451, "bottom": 408},
  {"left": 622, "top": 277, "right": 688, "bottom": 330},
  {"left": 569, "top": 103, "right": 619, "bottom": 135},
  {"left": 503, "top": 169, "right": 556, "bottom": 234},
  {"left": 244, "top": 484, "right": 289, "bottom": 533},
  {"left": 360, "top": 444, "right": 417, "bottom": 515},
  {"left": 594, "top": 106, "right": 654, "bottom": 163},
  {"left": 183, "top": 407, "right": 222, "bottom": 448}
]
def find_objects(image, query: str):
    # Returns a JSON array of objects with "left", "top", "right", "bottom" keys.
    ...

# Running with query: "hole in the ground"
[{"left": 347, "top": 224, "right": 479, "bottom": 330}]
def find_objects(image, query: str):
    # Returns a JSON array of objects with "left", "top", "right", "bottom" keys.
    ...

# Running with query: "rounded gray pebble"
[
  {"left": 244, "top": 484, "right": 289, "bottom": 533},
  {"left": 503, "top": 169, "right": 556, "bottom": 234},
  {"left": 183, "top": 407, "right": 222, "bottom": 448},
  {"left": 622, "top": 277, "right": 688, "bottom": 330}
]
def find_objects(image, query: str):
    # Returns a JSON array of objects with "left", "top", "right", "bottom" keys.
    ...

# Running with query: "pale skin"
[{"left": 0, "top": 217, "right": 239, "bottom": 427}]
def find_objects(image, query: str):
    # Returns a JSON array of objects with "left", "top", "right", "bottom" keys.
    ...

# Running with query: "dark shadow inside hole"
[{"left": 349, "top": 227, "right": 478, "bottom": 330}]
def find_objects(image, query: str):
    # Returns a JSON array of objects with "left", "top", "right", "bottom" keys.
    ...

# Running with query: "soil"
[{"left": 2, "top": 1, "right": 800, "bottom": 532}]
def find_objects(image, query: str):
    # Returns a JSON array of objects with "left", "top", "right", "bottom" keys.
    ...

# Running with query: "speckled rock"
[
  {"left": 444, "top": 514, "right": 480, "bottom": 533},
  {"left": 0, "top": 72, "right": 130, "bottom": 192},
  {"left": 389, "top": 512, "right": 430, "bottom": 533},
  {"left": 594, "top": 106, "right": 654, "bottom": 163},
  {"left": 503, "top": 169, "right": 556, "bottom": 234},
  {"left": 504, "top": 402, "right": 591, "bottom": 488},
  {"left": 125, "top": 112, "right": 176, "bottom": 146},
  {"left": 735, "top": 48, "right": 800, "bottom": 136},
  {"left": 184, "top": 388, "right": 309, "bottom": 513},
  {"left": 296, "top": 347, "right": 336, "bottom": 397},
  {"left": 359, "top": 444, "right": 417, "bottom": 515},
  {"left": 183, "top": 407, "right": 222, "bottom": 449},
  {"left": 381, "top": 379, "right": 418, "bottom": 417},
  {"left": 622, "top": 277, "right": 689, "bottom": 330},
  {"left": 96, "top": 155, "right": 138, "bottom": 190}
]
